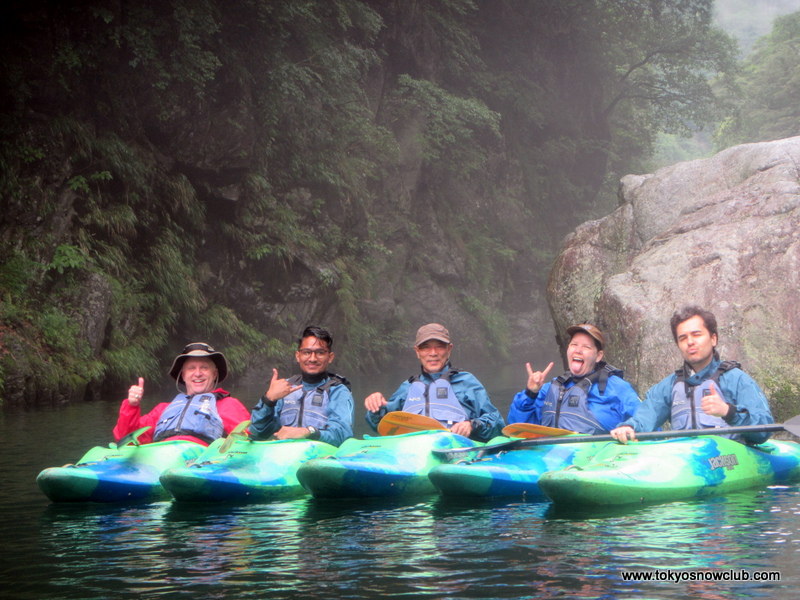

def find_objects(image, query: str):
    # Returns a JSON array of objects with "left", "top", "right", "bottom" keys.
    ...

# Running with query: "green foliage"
[
  {"left": 46, "top": 245, "right": 89, "bottom": 274},
  {"left": 391, "top": 75, "right": 501, "bottom": 175},
  {"left": 0, "top": 0, "right": 754, "bottom": 405},
  {"left": 0, "top": 252, "right": 38, "bottom": 299},
  {"left": 714, "top": 10, "right": 800, "bottom": 148},
  {"left": 759, "top": 371, "right": 800, "bottom": 424}
]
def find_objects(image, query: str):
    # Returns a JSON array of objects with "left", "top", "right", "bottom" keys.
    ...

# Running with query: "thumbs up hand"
[
  {"left": 128, "top": 377, "right": 145, "bottom": 407},
  {"left": 700, "top": 381, "right": 729, "bottom": 418}
]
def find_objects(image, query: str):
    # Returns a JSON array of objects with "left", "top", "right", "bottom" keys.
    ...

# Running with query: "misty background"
[{"left": 2, "top": 0, "right": 800, "bottom": 409}]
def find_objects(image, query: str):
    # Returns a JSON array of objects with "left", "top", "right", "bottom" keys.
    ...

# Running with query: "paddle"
[
  {"left": 113, "top": 426, "right": 152, "bottom": 448},
  {"left": 502, "top": 423, "right": 576, "bottom": 439},
  {"left": 434, "top": 415, "right": 800, "bottom": 460},
  {"left": 377, "top": 411, "right": 447, "bottom": 436},
  {"left": 219, "top": 419, "right": 252, "bottom": 453}
]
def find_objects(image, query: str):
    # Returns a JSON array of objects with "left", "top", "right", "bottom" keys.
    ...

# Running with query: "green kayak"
[
  {"left": 428, "top": 439, "right": 606, "bottom": 499},
  {"left": 159, "top": 437, "right": 338, "bottom": 502},
  {"left": 296, "top": 430, "right": 482, "bottom": 498},
  {"left": 37, "top": 433, "right": 205, "bottom": 503},
  {"left": 538, "top": 435, "right": 800, "bottom": 507}
]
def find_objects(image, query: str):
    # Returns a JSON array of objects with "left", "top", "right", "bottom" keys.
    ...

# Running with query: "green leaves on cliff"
[
  {"left": 0, "top": 0, "right": 746, "bottom": 405},
  {"left": 715, "top": 10, "right": 800, "bottom": 148}
]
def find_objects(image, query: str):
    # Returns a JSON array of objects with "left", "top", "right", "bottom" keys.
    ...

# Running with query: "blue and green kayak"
[
  {"left": 159, "top": 437, "right": 337, "bottom": 502},
  {"left": 538, "top": 436, "right": 800, "bottom": 507},
  {"left": 296, "top": 430, "right": 481, "bottom": 498},
  {"left": 428, "top": 439, "right": 606, "bottom": 499},
  {"left": 37, "top": 431, "right": 204, "bottom": 503}
]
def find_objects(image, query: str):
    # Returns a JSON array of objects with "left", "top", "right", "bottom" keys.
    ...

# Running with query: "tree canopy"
[
  {"left": 0, "top": 0, "right": 744, "bottom": 406},
  {"left": 715, "top": 10, "right": 800, "bottom": 148}
]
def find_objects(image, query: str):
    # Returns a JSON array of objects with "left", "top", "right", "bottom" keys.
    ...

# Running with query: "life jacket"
[
  {"left": 153, "top": 392, "right": 225, "bottom": 444},
  {"left": 541, "top": 362, "right": 623, "bottom": 434},
  {"left": 402, "top": 369, "right": 468, "bottom": 427},
  {"left": 279, "top": 374, "right": 349, "bottom": 430},
  {"left": 670, "top": 361, "right": 740, "bottom": 433}
]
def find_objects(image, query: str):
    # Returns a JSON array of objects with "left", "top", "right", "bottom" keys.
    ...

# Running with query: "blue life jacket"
[
  {"left": 670, "top": 361, "right": 739, "bottom": 433},
  {"left": 153, "top": 392, "right": 225, "bottom": 444},
  {"left": 280, "top": 374, "right": 349, "bottom": 430},
  {"left": 541, "top": 363, "right": 623, "bottom": 434},
  {"left": 402, "top": 370, "right": 468, "bottom": 427}
]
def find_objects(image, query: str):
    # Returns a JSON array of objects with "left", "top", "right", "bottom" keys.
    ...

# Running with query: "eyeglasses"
[
  {"left": 183, "top": 342, "right": 215, "bottom": 353},
  {"left": 298, "top": 348, "right": 330, "bottom": 357}
]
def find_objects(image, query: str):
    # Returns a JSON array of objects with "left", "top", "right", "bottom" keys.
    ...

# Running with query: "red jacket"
[{"left": 113, "top": 388, "right": 250, "bottom": 445}]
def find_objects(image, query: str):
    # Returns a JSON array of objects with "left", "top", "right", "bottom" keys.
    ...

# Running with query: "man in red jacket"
[{"left": 113, "top": 342, "right": 249, "bottom": 445}]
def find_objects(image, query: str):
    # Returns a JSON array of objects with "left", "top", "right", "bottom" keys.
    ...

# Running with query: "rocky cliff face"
[{"left": 547, "top": 136, "right": 800, "bottom": 416}]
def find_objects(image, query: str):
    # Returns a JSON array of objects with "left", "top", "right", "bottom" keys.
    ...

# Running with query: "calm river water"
[{"left": 3, "top": 376, "right": 800, "bottom": 599}]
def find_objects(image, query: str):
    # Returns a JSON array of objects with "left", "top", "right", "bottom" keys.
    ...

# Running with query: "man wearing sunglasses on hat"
[
  {"left": 249, "top": 326, "right": 354, "bottom": 446},
  {"left": 113, "top": 342, "right": 250, "bottom": 445},
  {"left": 508, "top": 323, "right": 640, "bottom": 434}
]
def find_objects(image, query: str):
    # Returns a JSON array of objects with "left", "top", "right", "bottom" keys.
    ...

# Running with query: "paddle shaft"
[{"left": 436, "top": 416, "right": 800, "bottom": 458}]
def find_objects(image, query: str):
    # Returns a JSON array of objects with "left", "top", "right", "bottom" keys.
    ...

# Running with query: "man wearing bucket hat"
[
  {"left": 364, "top": 323, "right": 504, "bottom": 442},
  {"left": 507, "top": 323, "right": 640, "bottom": 434},
  {"left": 112, "top": 342, "right": 250, "bottom": 445}
]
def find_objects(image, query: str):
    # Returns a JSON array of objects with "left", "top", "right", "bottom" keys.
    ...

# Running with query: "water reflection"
[
  {"left": 11, "top": 485, "right": 800, "bottom": 599},
  {"left": 4, "top": 403, "right": 800, "bottom": 599}
]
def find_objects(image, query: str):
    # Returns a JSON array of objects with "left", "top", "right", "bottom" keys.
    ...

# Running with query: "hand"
[
  {"left": 701, "top": 382, "right": 729, "bottom": 418},
  {"left": 265, "top": 368, "right": 302, "bottom": 403},
  {"left": 610, "top": 425, "right": 637, "bottom": 443},
  {"left": 273, "top": 426, "right": 311, "bottom": 440},
  {"left": 364, "top": 392, "right": 387, "bottom": 413},
  {"left": 449, "top": 420, "right": 473, "bottom": 437},
  {"left": 128, "top": 377, "right": 144, "bottom": 407},
  {"left": 526, "top": 361, "right": 554, "bottom": 394}
]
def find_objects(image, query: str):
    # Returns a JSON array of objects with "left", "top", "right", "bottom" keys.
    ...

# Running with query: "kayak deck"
[
  {"left": 429, "top": 440, "right": 608, "bottom": 499},
  {"left": 37, "top": 440, "right": 205, "bottom": 503},
  {"left": 160, "top": 438, "right": 337, "bottom": 502},
  {"left": 538, "top": 436, "right": 800, "bottom": 507},
  {"left": 297, "top": 430, "right": 480, "bottom": 498}
]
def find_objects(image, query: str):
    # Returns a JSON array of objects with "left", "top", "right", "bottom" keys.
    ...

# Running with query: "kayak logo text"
[{"left": 708, "top": 453, "right": 739, "bottom": 471}]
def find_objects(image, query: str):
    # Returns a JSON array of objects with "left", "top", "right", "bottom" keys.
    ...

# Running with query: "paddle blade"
[
  {"left": 219, "top": 419, "right": 251, "bottom": 453},
  {"left": 377, "top": 411, "right": 447, "bottom": 436},
  {"left": 502, "top": 423, "right": 576, "bottom": 439},
  {"left": 114, "top": 426, "right": 152, "bottom": 448}
]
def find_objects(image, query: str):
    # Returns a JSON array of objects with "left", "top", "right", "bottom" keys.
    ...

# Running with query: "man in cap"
[
  {"left": 113, "top": 342, "right": 250, "bottom": 445},
  {"left": 508, "top": 323, "right": 640, "bottom": 433},
  {"left": 364, "top": 323, "right": 504, "bottom": 442},
  {"left": 249, "top": 325, "right": 354, "bottom": 446},
  {"left": 610, "top": 306, "right": 774, "bottom": 445}
]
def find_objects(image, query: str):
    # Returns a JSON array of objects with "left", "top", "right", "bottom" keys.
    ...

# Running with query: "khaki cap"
[
  {"left": 414, "top": 323, "right": 451, "bottom": 347},
  {"left": 566, "top": 323, "right": 605, "bottom": 349}
]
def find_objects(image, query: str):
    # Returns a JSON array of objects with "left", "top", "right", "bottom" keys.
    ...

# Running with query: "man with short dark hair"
[
  {"left": 508, "top": 323, "right": 640, "bottom": 433},
  {"left": 250, "top": 326, "right": 354, "bottom": 446},
  {"left": 611, "top": 306, "right": 774, "bottom": 445},
  {"left": 363, "top": 323, "right": 504, "bottom": 442}
]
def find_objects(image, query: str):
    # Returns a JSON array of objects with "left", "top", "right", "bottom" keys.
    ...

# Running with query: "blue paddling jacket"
[
  {"left": 365, "top": 364, "right": 504, "bottom": 442},
  {"left": 618, "top": 356, "right": 774, "bottom": 445},
  {"left": 508, "top": 364, "right": 640, "bottom": 434},
  {"left": 250, "top": 372, "right": 354, "bottom": 447}
]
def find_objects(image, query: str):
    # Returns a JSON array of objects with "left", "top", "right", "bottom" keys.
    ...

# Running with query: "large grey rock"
[{"left": 548, "top": 136, "right": 800, "bottom": 410}]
